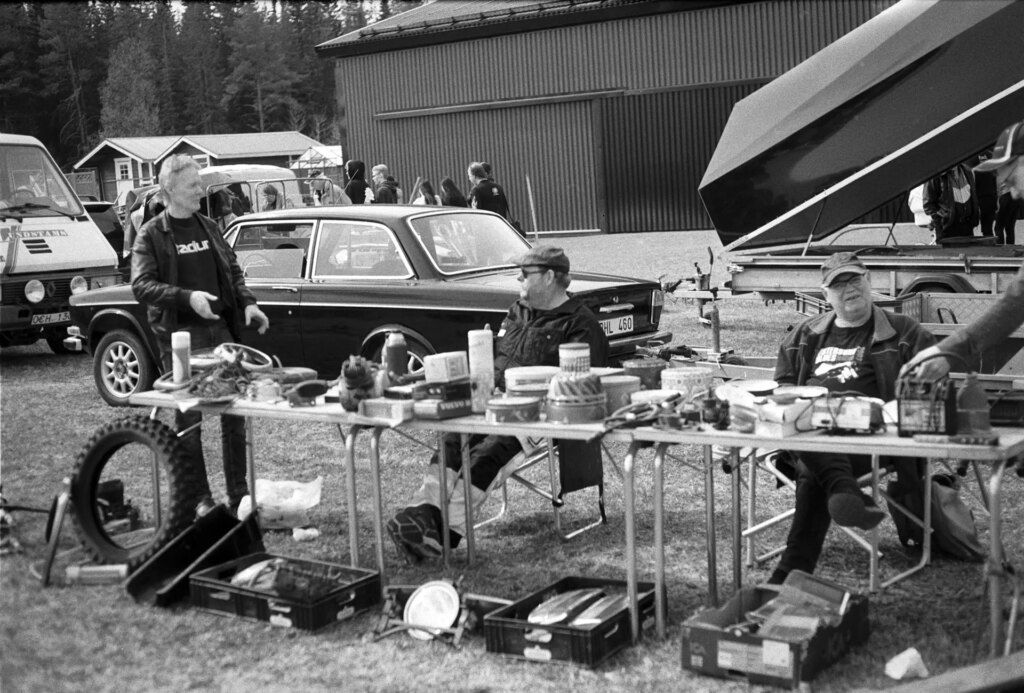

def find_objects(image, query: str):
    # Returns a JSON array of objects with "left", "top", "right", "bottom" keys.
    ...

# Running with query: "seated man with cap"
[
  {"left": 767, "top": 251, "right": 935, "bottom": 584},
  {"left": 387, "top": 245, "right": 609, "bottom": 563}
]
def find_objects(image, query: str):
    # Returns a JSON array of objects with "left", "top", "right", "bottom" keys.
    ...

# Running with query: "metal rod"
[
  {"left": 623, "top": 441, "right": 640, "bottom": 644},
  {"left": 731, "top": 448, "right": 742, "bottom": 591},
  {"left": 342, "top": 425, "right": 360, "bottom": 567},
  {"left": 704, "top": 444, "right": 718, "bottom": 606},
  {"left": 653, "top": 442, "right": 667, "bottom": 639},
  {"left": 369, "top": 428, "right": 386, "bottom": 594},
  {"left": 461, "top": 433, "right": 475, "bottom": 564}
]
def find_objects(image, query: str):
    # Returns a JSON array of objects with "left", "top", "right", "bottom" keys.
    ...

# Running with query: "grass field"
[{"left": 1, "top": 230, "right": 1021, "bottom": 692}]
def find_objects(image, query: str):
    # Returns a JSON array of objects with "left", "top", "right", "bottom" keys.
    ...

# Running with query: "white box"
[
  {"left": 358, "top": 397, "right": 413, "bottom": 422},
  {"left": 755, "top": 399, "right": 813, "bottom": 438},
  {"left": 424, "top": 351, "right": 469, "bottom": 382}
]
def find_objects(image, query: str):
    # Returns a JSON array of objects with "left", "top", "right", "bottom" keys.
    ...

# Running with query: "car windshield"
[
  {"left": 0, "top": 144, "right": 84, "bottom": 217},
  {"left": 408, "top": 212, "right": 530, "bottom": 275}
]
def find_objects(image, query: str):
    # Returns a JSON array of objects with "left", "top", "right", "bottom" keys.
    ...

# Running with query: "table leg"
[
  {"left": 731, "top": 448, "right": 741, "bottom": 592},
  {"left": 342, "top": 425, "right": 361, "bottom": 567},
  {"left": 623, "top": 440, "right": 640, "bottom": 644},
  {"left": 989, "top": 458, "right": 1008, "bottom": 657},
  {"left": 245, "top": 418, "right": 257, "bottom": 531},
  {"left": 437, "top": 433, "right": 451, "bottom": 567},
  {"left": 869, "top": 453, "right": 880, "bottom": 592},
  {"left": 745, "top": 448, "right": 757, "bottom": 568},
  {"left": 653, "top": 442, "right": 667, "bottom": 639},
  {"left": 369, "top": 427, "right": 386, "bottom": 594},
  {"left": 461, "top": 433, "right": 474, "bottom": 565},
  {"left": 704, "top": 444, "right": 719, "bottom": 606}
]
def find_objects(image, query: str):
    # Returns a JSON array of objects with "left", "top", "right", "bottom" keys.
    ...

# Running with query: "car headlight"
[
  {"left": 70, "top": 275, "right": 89, "bottom": 294},
  {"left": 25, "top": 279, "right": 45, "bottom": 303}
]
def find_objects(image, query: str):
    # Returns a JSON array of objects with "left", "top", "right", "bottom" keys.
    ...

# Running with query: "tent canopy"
[
  {"left": 699, "top": 0, "right": 1024, "bottom": 251},
  {"left": 290, "top": 145, "right": 345, "bottom": 171}
]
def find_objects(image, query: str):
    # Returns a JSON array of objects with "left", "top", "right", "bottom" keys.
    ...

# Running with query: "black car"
[{"left": 66, "top": 206, "right": 671, "bottom": 406}]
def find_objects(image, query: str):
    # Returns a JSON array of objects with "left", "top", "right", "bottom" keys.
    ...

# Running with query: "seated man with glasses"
[
  {"left": 767, "top": 251, "right": 935, "bottom": 584},
  {"left": 387, "top": 245, "right": 609, "bottom": 563}
]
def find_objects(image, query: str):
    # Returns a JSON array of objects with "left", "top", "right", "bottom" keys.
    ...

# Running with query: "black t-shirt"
[
  {"left": 805, "top": 317, "right": 881, "bottom": 399},
  {"left": 170, "top": 214, "right": 221, "bottom": 325}
]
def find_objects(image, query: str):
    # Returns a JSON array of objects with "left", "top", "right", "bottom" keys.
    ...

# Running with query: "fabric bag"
[{"left": 886, "top": 471, "right": 985, "bottom": 562}]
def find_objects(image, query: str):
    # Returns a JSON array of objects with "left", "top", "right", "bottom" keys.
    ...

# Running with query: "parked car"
[
  {"left": 65, "top": 206, "right": 671, "bottom": 406},
  {"left": 81, "top": 198, "right": 129, "bottom": 278}
]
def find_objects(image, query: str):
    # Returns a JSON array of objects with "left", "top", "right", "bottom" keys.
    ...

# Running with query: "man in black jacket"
[
  {"left": 132, "top": 154, "right": 270, "bottom": 512},
  {"left": 387, "top": 246, "right": 608, "bottom": 563}
]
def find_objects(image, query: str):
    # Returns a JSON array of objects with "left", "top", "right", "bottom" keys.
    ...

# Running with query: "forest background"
[{"left": 0, "top": 1, "right": 425, "bottom": 169}]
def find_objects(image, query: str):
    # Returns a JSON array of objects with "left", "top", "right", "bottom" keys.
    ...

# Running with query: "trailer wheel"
[{"left": 70, "top": 416, "right": 198, "bottom": 569}]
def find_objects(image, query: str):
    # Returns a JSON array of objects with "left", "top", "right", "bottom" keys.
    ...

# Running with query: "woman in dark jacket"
[
  {"left": 439, "top": 177, "right": 468, "bottom": 207},
  {"left": 344, "top": 160, "right": 370, "bottom": 204}
]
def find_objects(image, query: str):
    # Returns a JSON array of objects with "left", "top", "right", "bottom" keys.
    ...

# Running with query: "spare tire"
[{"left": 70, "top": 416, "right": 198, "bottom": 569}]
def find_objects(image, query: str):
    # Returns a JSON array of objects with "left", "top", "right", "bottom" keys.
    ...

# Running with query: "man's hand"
[
  {"left": 898, "top": 344, "right": 949, "bottom": 380},
  {"left": 189, "top": 291, "right": 220, "bottom": 320},
  {"left": 245, "top": 304, "right": 270, "bottom": 335}
]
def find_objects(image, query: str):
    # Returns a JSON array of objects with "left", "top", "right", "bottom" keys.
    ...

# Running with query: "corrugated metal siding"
[
  {"left": 336, "top": 0, "right": 900, "bottom": 232},
  {"left": 364, "top": 101, "right": 597, "bottom": 233},
  {"left": 601, "top": 82, "right": 765, "bottom": 233}
]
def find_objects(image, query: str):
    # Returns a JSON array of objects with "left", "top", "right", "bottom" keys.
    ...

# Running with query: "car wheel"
[
  {"left": 70, "top": 416, "right": 196, "bottom": 569},
  {"left": 94, "top": 330, "right": 157, "bottom": 407}
]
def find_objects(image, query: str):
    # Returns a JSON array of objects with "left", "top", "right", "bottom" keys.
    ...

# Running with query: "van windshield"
[{"left": 0, "top": 144, "right": 84, "bottom": 217}]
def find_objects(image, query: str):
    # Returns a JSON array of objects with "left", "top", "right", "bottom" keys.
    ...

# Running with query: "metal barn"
[{"left": 318, "top": 0, "right": 901, "bottom": 235}]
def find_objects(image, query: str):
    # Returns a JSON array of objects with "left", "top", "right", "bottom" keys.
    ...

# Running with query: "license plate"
[
  {"left": 600, "top": 315, "right": 633, "bottom": 337},
  {"left": 30, "top": 311, "right": 70, "bottom": 326}
]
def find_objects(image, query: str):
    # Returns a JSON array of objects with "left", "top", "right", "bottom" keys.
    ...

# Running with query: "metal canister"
[{"left": 558, "top": 342, "right": 590, "bottom": 374}]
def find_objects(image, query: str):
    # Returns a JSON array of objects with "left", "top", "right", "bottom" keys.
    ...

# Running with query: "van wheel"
[
  {"left": 70, "top": 416, "right": 197, "bottom": 569},
  {"left": 94, "top": 330, "right": 157, "bottom": 407}
]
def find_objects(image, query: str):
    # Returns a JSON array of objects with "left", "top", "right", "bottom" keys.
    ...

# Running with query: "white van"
[{"left": 1, "top": 134, "right": 121, "bottom": 353}]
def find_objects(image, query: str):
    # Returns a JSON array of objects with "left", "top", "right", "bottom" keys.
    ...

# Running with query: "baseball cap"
[
  {"left": 821, "top": 251, "right": 868, "bottom": 287},
  {"left": 516, "top": 245, "right": 570, "bottom": 272},
  {"left": 974, "top": 120, "right": 1024, "bottom": 172}
]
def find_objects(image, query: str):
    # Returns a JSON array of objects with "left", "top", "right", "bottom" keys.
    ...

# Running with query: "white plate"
[
  {"left": 403, "top": 580, "right": 460, "bottom": 641},
  {"left": 726, "top": 379, "right": 779, "bottom": 396},
  {"left": 774, "top": 385, "right": 828, "bottom": 399}
]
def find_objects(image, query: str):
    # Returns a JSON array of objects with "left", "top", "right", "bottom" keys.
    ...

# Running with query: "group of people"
[
  {"left": 285, "top": 159, "right": 517, "bottom": 225},
  {"left": 911, "top": 128, "right": 1022, "bottom": 244},
  {"left": 132, "top": 117, "right": 1024, "bottom": 588}
]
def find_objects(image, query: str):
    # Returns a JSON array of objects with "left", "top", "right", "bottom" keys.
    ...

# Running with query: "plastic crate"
[
  {"left": 484, "top": 576, "right": 657, "bottom": 667},
  {"left": 190, "top": 552, "right": 381, "bottom": 632},
  {"left": 794, "top": 291, "right": 921, "bottom": 320}
]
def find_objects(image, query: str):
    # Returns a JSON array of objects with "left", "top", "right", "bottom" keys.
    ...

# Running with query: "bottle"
[
  {"left": 65, "top": 564, "right": 128, "bottom": 585},
  {"left": 956, "top": 372, "right": 990, "bottom": 434},
  {"left": 385, "top": 332, "right": 408, "bottom": 379},
  {"left": 468, "top": 328, "right": 495, "bottom": 414},
  {"left": 171, "top": 331, "right": 191, "bottom": 383}
]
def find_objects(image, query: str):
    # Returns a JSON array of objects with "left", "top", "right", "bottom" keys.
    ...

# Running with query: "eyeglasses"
[
  {"left": 826, "top": 274, "right": 865, "bottom": 290},
  {"left": 518, "top": 268, "right": 548, "bottom": 280}
]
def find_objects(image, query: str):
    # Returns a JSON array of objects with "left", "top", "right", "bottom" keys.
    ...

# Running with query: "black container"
[
  {"left": 125, "top": 505, "right": 264, "bottom": 607},
  {"left": 190, "top": 552, "right": 381, "bottom": 632},
  {"left": 484, "top": 576, "right": 657, "bottom": 667}
]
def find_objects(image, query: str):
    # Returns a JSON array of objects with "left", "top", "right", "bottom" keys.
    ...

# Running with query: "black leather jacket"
[{"left": 131, "top": 210, "right": 256, "bottom": 343}]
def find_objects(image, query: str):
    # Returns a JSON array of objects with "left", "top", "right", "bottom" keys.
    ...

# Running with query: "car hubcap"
[{"left": 104, "top": 343, "right": 140, "bottom": 396}]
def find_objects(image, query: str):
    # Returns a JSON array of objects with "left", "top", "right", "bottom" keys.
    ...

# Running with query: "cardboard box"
[
  {"left": 681, "top": 572, "right": 869, "bottom": 689},
  {"left": 412, "top": 398, "right": 473, "bottom": 420},
  {"left": 755, "top": 399, "right": 814, "bottom": 438},
  {"left": 413, "top": 378, "right": 471, "bottom": 401},
  {"left": 358, "top": 397, "right": 414, "bottom": 422},
  {"left": 424, "top": 351, "right": 469, "bottom": 382}
]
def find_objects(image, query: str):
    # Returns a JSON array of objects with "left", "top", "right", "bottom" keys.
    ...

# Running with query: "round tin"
[
  {"left": 403, "top": 580, "right": 461, "bottom": 641},
  {"left": 486, "top": 396, "right": 543, "bottom": 424},
  {"left": 622, "top": 357, "right": 668, "bottom": 390},
  {"left": 558, "top": 342, "right": 591, "bottom": 374},
  {"left": 545, "top": 395, "right": 608, "bottom": 424},
  {"left": 660, "top": 366, "right": 714, "bottom": 402},
  {"left": 600, "top": 374, "right": 642, "bottom": 411}
]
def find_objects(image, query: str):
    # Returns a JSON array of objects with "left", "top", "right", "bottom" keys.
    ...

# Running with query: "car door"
[
  {"left": 303, "top": 219, "right": 417, "bottom": 374},
  {"left": 229, "top": 220, "right": 311, "bottom": 366}
]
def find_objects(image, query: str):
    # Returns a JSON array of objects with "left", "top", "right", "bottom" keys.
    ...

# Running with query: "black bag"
[{"left": 886, "top": 470, "right": 985, "bottom": 562}]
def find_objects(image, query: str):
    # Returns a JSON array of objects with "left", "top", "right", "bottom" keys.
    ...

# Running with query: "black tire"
[
  {"left": 94, "top": 329, "right": 157, "bottom": 407},
  {"left": 70, "top": 416, "right": 196, "bottom": 569},
  {"left": 45, "top": 329, "right": 79, "bottom": 355}
]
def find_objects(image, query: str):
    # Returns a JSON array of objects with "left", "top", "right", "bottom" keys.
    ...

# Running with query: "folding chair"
[
  {"left": 473, "top": 436, "right": 610, "bottom": 540},
  {"left": 741, "top": 448, "right": 935, "bottom": 591}
]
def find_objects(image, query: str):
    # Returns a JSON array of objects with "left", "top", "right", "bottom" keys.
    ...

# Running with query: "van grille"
[{"left": 1, "top": 278, "right": 72, "bottom": 305}]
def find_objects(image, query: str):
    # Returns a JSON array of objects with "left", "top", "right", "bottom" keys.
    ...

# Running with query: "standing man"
[
  {"left": 386, "top": 246, "right": 609, "bottom": 563},
  {"left": 904, "top": 119, "right": 1024, "bottom": 379},
  {"left": 371, "top": 164, "right": 403, "bottom": 204},
  {"left": 768, "top": 251, "right": 935, "bottom": 584},
  {"left": 132, "top": 154, "right": 270, "bottom": 513},
  {"left": 923, "top": 161, "right": 980, "bottom": 243},
  {"left": 467, "top": 161, "right": 511, "bottom": 220}
]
